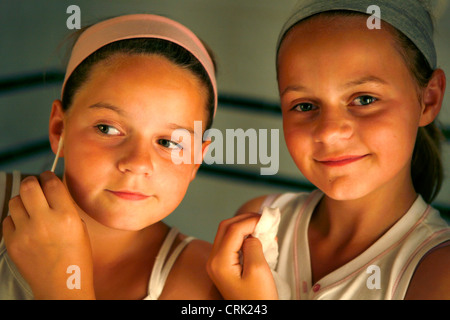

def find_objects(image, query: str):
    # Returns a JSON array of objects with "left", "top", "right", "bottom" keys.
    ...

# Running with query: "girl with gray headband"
[{"left": 208, "top": 0, "right": 449, "bottom": 300}]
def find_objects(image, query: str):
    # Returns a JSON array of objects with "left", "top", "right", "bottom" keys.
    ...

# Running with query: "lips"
[
  {"left": 316, "top": 154, "right": 368, "bottom": 167},
  {"left": 107, "top": 190, "right": 151, "bottom": 201}
]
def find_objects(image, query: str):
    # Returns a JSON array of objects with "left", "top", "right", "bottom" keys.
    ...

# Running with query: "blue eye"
[
  {"left": 353, "top": 95, "right": 377, "bottom": 106},
  {"left": 293, "top": 103, "right": 316, "bottom": 112},
  {"left": 158, "top": 139, "right": 182, "bottom": 150},
  {"left": 96, "top": 124, "right": 121, "bottom": 136}
]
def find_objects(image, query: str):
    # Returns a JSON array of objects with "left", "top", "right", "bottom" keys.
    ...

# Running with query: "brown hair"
[{"left": 393, "top": 28, "right": 444, "bottom": 203}]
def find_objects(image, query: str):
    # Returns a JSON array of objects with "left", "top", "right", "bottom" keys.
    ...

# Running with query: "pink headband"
[{"left": 62, "top": 14, "right": 217, "bottom": 115}]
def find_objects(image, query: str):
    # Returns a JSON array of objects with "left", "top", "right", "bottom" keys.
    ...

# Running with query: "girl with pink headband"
[{"left": 0, "top": 14, "right": 220, "bottom": 299}]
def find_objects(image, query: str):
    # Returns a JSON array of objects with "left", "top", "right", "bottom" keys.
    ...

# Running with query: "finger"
[
  {"left": 212, "top": 214, "right": 261, "bottom": 262},
  {"left": 241, "top": 236, "right": 270, "bottom": 278},
  {"left": 19, "top": 176, "right": 49, "bottom": 217},
  {"left": 39, "top": 171, "right": 74, "bottom": 211},
  {"left": 212, "top": 212, "right": 260, "bottom": 245},
  {"left": 241, "top": 236, "right": 278, "bottom": 299},
  {"left": 210, "top": 213, "right": 260, "bottom": 257},
  {"left": 8, "top": 195, "right": 30, "bottom": 227},
  {"left": 2, "top": 215, "right": 15, "bottom": 241}
]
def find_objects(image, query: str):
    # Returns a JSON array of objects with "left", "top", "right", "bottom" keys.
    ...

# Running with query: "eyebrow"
[
  {"left": 281, "top": 75, "right": 388, "bottom": 97},
  {"left": 88, "top": 102, "right": 125, "bottom": 116},
  {"left": 280, "top": 85, "right": 308, "bottom": 97},
  {"left": 167, "top": 123, "right": 196, "bottom": 136},
  {"left": 342, "top": 76, "right": 388, "bottom": 89}
]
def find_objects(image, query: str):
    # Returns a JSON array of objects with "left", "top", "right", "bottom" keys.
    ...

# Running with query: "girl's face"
[
  {"left": 277, "top": 15, "right": 428, "bottom": 201},
  {"left": 52, "top": 54, "right": 209, "bottom": 231}
]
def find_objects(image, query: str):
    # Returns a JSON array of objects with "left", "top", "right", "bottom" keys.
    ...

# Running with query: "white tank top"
[
  {"left": 0, "top": 171, "right": 193, "bottom": 300},
  {"left": 268, "top": 190, "right": 450, "bottom": 300}
]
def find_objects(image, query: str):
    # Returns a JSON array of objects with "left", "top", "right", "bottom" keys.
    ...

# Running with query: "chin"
[
  {"left": 85, "top": 208, "right": 157, "bottom": 232},
  {"left": 101, "top": 219, "right": 146, "bottom": 231},
  {"left": 323, "top": 190, "right": 364, "bottom": 201},
  {"left": 316, "top": 179, "right": 374, "bottom": 202}
]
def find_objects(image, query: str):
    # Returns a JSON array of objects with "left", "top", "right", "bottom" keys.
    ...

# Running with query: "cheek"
[
  {"left": 166, "top": 162, "right": 196, "bottom": 186},
  {"left": 155, "top": 163, "right": 195, "bottom": 210},
  {"left": 361, "top": 112, "right": 418, "bottom": 160},
  {"left": 65, "top": 139, "right": 113, "bottom": 172},
  {"left": 283, "top": 119, "right": 311, "bottom": 163},
  {"left": 62, "top": 135, "right": 116, "bottom": 196}
]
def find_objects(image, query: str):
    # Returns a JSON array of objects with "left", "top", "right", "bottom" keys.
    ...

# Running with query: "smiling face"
[
  {"left": 277, "top": 15, "right": 427, "bottom": 201},
  {"left": 51, "top": 54, "right": 208, "bottom": 230}
]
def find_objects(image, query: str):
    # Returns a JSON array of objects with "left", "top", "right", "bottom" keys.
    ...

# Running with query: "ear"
[
  {"left": 419, "top": 69, "right": 446, "bottom": 127},
  {"left": 49, "top": 99, "right": 65, "bottom": 157},
  {"left": 190, "top": 139, "right": 211, "bottom": 181}
]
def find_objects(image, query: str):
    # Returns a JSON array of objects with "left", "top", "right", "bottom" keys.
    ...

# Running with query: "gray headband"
[{"left": 277, "top": 0, "right": 437, "bottom": 69}]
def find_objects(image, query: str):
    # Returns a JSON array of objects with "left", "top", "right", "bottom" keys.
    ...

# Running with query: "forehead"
[
  {"left": 277, "top": 13, "right": 400, "bottom": 63},
  {"left": 277, "top": 14, "right": 408, "bottom": 77},
  {"left": 70, "top": 54, "right": 208, "bottom": 121},
  {"left": 92, "top": 53, "right": 202, "bottom": 83},
  {"left": 86, "top": 53, "right": 206, "bottom": 100}
]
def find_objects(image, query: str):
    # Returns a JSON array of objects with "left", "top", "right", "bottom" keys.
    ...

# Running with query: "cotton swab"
[{"left": 50, "top": 137, "right": 63, "bottom": 173}]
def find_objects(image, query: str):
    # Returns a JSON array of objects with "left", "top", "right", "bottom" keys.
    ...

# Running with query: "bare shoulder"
[
  {"left": 161, "top": 236, "right": 222, "bottom": 300},
  {"left": 235, "top": 194, "right": 274, "bottom": 216},
  {"left": 405, "top": 244, "right": 450, "bottom": 300}
]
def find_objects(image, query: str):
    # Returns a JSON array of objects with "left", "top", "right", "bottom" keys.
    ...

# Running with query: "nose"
[
  {"left": 117, "top": 137, "right": 154, "bottom": 176},
  {"left": 313, "top": 108, "right": 354, "bottom": 144}
]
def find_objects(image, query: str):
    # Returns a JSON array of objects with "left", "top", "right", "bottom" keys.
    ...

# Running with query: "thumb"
[
  {"left": 241, "top": 236, "right": 270, "bottom": 277},
  {"left": 241, "top": 236, "right": 278, "bottom": 299}
]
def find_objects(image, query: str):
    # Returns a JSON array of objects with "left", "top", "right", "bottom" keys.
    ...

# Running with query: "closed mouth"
[
  {"left": 107, "top": 190, "right": 151, "bottom": 201},
  {"left": 316, "top": 154, "right": 368, "bottom": 167}
]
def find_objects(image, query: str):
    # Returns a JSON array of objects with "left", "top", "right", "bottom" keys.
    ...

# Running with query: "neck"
[
  {"left": 312, "top": 172, "right": 418, "bottom": 246},
  {"left": 78, "top": 209, "right": 167, "bottom": 268}
]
